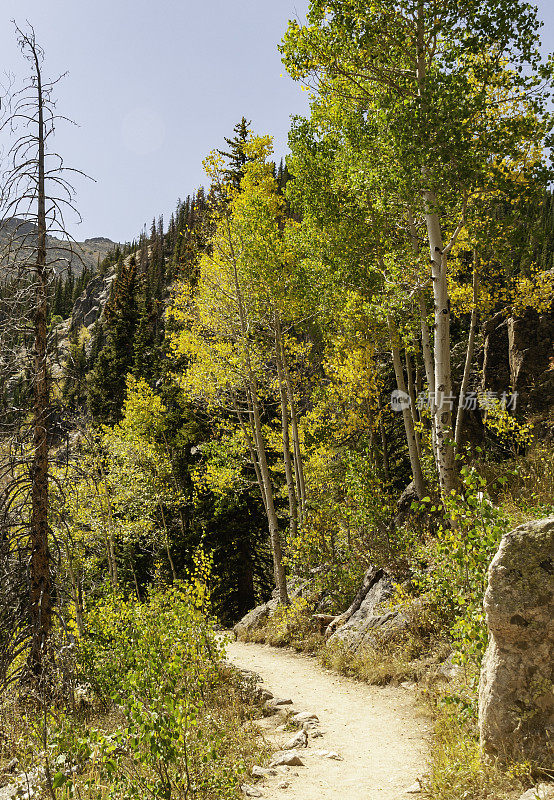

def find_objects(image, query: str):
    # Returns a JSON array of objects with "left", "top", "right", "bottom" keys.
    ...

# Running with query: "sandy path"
[{"left": 226, "top": 640, "right": 429, "bottom": 800}]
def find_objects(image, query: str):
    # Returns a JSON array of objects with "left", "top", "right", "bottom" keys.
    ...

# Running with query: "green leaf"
[{"left": 53, "top": 772, "right": 69, "bottom": 789}]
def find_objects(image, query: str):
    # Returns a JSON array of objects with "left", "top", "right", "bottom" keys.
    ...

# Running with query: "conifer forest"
[{"left": 0, "top": 4, "right": 553, "bottom": 799}]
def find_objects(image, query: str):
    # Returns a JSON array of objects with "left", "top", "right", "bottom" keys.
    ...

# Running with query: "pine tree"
[
  {"left": 63, "top": 326, "right": 89, "bottom": 409},
  {"left": 133, "top": 275, "right": 158, "bottom": 383},
  {"left": 217, "top": 117, "right": 252, "bottom": 190},
  {"left": 88, "top": 321, "right": 105, "bottom": 369},
  {"left": 87, "top": 256, "right": 139, "bottom": 422},
  {"left": 63, "top": 267, "right": 75, "bottom": 316},
  {"left": 51, "top": 277, "right": 64, "bottom": 319}
]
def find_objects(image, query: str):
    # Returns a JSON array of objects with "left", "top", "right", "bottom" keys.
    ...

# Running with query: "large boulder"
[
  {"left": 327, "top": 572, "right": 396, "bottom": 651},
  {"left": 233, "top": 578, "right": 310, "bottom": 639},
  {"left": 479, "top": 517, "right": 554, "bottom": 767},
  {"left": 233, "top": 597, "right": 278, "bottom": 639},
  {"left": 508, "top": 308, "right": 554, "bottom": 415},
  {"left": 482, "top": 311, "right": 511, "bottom": 396}
]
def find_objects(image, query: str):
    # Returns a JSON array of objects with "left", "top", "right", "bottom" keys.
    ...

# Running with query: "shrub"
[
  {"left": 55, "top": 561, "right": 258, "bottom": 799},
  {"left": 413, "top": 465, "right": 510, "bottom": 681}
]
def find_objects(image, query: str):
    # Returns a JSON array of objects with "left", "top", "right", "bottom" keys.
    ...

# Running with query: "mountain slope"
[{"left": 0, "top": 217, "right": 117, "bottom": 276}]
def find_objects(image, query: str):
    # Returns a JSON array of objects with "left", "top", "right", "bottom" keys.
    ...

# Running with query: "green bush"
[
  {"left": 414, "top": 465, "right": 510, "bottom": 680},
  {"left": 57, "top": 564, "right": 254, "bottom": 799}
]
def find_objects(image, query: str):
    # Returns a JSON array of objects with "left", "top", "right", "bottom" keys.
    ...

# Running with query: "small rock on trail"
[{"left": 270, "top": 750, "right": 306, "bottom": 767}]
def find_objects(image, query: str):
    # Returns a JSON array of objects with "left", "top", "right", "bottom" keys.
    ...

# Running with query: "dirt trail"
[{"left": 226, "top": 640, "right": 429, "bottom": 800}]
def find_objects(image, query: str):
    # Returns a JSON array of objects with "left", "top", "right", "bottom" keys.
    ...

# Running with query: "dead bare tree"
[{"left": 0, "top": 22, "right": 89, "bottom": 684}]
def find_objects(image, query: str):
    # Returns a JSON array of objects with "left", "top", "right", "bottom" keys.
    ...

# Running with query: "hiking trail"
[{"left": 226, "top": 639, "right": 429, "bottom": 800}]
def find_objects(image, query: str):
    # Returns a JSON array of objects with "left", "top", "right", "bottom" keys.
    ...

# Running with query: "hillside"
[{"left": 0, "top": 217, "right": 117, "bottom": 276}]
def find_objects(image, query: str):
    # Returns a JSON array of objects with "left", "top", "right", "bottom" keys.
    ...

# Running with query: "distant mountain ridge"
[{"left": 0, "top": 217, "right": 118, "bottom": 276}]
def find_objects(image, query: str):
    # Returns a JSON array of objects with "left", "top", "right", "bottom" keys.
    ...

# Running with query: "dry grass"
[
  {"left": 320, "top": 638, "right": 420, "bottom": 684},
  {"left": 424, "top": 694, "right": 534, "bottom": 800}
]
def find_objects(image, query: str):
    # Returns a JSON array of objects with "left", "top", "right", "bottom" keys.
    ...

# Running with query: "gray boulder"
[
  {"left": 233, "top": 598, "right": 278, "bottom": 639},
  {"left": 327, "top": 573, "right": 396, "bottom": 651},
  {"left": 479, "top": 517, "right": 554, "bottom": 767},
  {"left": 233, "top": 578, "right": 310, "bottom": 639}
]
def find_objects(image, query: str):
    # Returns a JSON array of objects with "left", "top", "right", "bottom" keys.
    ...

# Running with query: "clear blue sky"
[{"left": 0, "top": 0, "right": 552, "bottom": 243}]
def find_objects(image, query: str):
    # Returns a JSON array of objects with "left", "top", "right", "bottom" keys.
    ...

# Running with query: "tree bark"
[
  {"left": 275, "top": 314, "right": 298, "bottom": 542},
  {"left": 281, "top": 347, "right": 306, "bottom": 522},
  {"left": 387, "top": 315, "right": 426, "bottom": 498},
  {"left": 417, "top": 291, "right": 438, "bottom": 462},
  {"left": 422, "top": 190, "right": 457, "bottom": 494},
  {"left": 28, "top": 48, "right": 52, "bottom": 678},
  {"left": 248, "top": 378, "right": 289, "bottom": 605},
  {"left": 405, "top": 347, "right": 421, "bottom": 457},
  {"left": 455, "top": 258, "right": 479, "bottom": 449},
  {"left": 414, "top": 4, "right": 457, "bottom": 494},
  {"left": 406, "top": 208, "right": 439, "bottom": 466}
]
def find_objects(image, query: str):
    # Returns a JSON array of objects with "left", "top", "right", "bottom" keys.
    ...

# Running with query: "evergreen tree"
[
  {"left": 63, "top": 326, "right": 89, "bottom": 409},
  {"left": 133, "top": 275, "right": 158, "bottom": 383},
  {"left": 88, "top": 320, "right": 105, "bottom": 369},
  {"left": 87, "top": 256, "right": 139, "bottom": 422},
  {"left": 63, "top": 266, "right": 75, "bottom": 315},
  {"left": 217, "top": 117, "right": 252, "bottom": 190},
  {"left": 51, "top": 277, "right": 64, "bottom": 319}
]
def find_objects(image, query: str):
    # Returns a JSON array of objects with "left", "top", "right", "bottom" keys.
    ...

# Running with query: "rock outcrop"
[
  {"left": 508, "top": 308, "right": 554, "bottom": 414},
  {"left": 0, "top": 217, "right": 116, "bottom": 276},
  {"left": 71, "top": 272, "right": 116, "bottom": 331},
  {"left": 479, "top": 517, "right": 554, "bottom": 767},
  {"left": 327, "top": 571, "right": 396, "bottom": 651},
  {"left": 233, "top": 579, "right": 310, "bottom": 639},
  {"left": 482, "top": 311, "right": 511, "bottom": 396},
  {"left": 482, "top": 304, "right": 554, "bottom": 416}
]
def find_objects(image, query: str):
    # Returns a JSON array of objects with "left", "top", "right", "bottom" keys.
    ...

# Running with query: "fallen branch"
[{"left": 325, "top": 566, "right": 383, "bottom": 637}]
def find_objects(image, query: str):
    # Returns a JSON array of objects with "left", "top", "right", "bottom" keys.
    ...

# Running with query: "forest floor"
[{"left": 226, "top": 639, "right": 430, "bottom": 800}]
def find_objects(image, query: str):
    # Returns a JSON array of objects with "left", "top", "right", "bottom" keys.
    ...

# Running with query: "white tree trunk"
[
  {"left": 422, "top": 190, "right": 457, "bottom": 494},
  {"left": 404, "top": 348, "right": 421, "bottom": 457},
  {"left": 248, "top": 377, "right": 289, "bottom": 605},
  {"left": 387, "top": 315, "right": 426, "bottom": 498},
  {"left": 229, "top": 250, "right": 289, "bottom": 605},
  {"left": 275, "top": 316, "right": 298, "bottom": 541},
  {"left": 418, "top": 291, "right": 439, "bottom": 464},
  {"left": 455, "top": 260, "right": 479, "bottom": 448}
]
